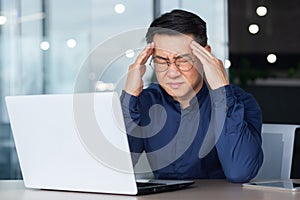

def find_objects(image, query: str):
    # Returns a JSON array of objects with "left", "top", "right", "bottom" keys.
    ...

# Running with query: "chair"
[
  {"left": 134, "top": 123, "right": 300, "bottom": 180},
  {"left": 254, "top": 123, "right": 300, "bottom": 180}
]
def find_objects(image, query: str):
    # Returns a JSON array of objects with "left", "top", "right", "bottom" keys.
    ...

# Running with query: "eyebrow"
[{"left": 153, "top": 53, "right": 192, "bottom": 60}]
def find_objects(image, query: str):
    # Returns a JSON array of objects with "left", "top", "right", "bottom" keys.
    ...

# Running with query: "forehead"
[{"left": 153, "top": 34, "right": 194, "bottom": 56}]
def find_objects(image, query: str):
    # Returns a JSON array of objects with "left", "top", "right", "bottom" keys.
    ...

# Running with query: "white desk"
[{"left": 1, "top": 180, "right": 300, "bottom": 200}]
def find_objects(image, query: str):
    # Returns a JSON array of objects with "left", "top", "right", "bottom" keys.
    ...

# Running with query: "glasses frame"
[{"left": 149, "top": 55, "right": 195, "bottom": 72}]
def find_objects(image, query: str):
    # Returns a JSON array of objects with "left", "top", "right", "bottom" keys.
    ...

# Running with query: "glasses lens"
[
  {"left": 151, "top": 57, "right": 168, "bottom": 72},
  {"left": 151, "top": 56, "right": 194, "bottom": 72},
  {"left": 175, "top": 56, "right": 194, "bottom": 71}
]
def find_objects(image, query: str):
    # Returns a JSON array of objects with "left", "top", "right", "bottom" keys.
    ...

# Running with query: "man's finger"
[{"left": 135, "top": 42, "right": 154, "bottom": 65}]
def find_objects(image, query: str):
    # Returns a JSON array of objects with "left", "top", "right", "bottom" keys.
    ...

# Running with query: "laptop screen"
[{"left": 291, "top": 127, "right": 300, "bottom": 178}]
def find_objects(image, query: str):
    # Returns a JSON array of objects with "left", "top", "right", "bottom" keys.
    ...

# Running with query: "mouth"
[{"left": 167, "top": 82, "right": 184, "bottom": 89}]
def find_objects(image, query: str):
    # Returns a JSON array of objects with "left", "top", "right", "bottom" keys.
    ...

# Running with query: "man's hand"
[
  {"left": 124, "top": 42, "right": 154, "bottom": 96},
  {"left": 190, "top": 41, "right": 229, "bottom": 90}
]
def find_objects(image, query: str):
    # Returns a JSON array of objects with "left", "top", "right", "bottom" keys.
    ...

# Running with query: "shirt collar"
[{"left": 186, "top": 82, "right": 209, "bottom": 111}]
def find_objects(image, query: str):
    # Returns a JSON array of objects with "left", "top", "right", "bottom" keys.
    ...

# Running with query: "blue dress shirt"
[{"left": 120, "top": 83, "right": 263, "bottom": 183}]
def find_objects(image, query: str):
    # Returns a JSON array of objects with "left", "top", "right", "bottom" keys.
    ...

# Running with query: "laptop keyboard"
[{"left": 136, "top": 182, "right": 166, "bottom": 188}]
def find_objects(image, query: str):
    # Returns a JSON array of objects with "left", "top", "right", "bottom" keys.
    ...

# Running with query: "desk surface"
[{"left": 1, "top": 180, "right": 300, "bottom": 200}]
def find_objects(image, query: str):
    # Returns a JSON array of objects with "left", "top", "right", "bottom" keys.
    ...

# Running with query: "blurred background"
[{"left": 0, "top": 0, "right": 299, "bottom": 179}]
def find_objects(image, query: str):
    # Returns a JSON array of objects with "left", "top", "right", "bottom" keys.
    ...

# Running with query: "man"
[{"left": 120, "top": 9, "right": 263, "bottom": 183}]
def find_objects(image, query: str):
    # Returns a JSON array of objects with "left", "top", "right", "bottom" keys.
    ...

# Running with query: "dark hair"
[{"left": 145, "top": 9, "right": 207, "bottom": 46}]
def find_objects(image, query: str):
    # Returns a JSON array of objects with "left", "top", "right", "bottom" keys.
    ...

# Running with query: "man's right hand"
[{"left": 124, "top": 42, "right": 154, "bottom": 96}]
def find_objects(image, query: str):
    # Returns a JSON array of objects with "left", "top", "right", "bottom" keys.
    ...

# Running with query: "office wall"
[
  {"left": 228, "top": 0, "right": 300, "bottom": 126},
  {"left": 245, "top": 85, "right": 300, "bottom": 124}
]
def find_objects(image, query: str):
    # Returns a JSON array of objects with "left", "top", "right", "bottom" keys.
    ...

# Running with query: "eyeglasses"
[{"left": 150, "top": 55, "right": 195, "bottom": 72}]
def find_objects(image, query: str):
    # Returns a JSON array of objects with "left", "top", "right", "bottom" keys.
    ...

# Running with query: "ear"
[{"left": 204, "top": 45, "right": 211, "bottom": 52}]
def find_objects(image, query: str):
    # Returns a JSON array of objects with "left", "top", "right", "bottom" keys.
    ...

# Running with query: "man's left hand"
[{"left": 190, "top": 41, "right": 229, "bottom": 90}]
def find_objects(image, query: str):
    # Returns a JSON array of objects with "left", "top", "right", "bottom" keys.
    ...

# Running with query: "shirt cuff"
[
  {"left": 209, "top": 85, "right": 236, "bottom": 114},
  {"left": 120, "top": 90, "right": 139, "bottom": 111}
]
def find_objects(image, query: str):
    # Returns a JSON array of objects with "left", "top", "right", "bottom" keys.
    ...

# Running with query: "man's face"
[{"left": 152, "top": 34, "right": 203, "bottom": 101}]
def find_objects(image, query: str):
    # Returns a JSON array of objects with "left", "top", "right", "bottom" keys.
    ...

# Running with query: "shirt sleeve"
[
  {"left": 120, "top": 90, "right": 144, "bottom": 165},
  {"left": 211, "top": 85, "right": 263, "bottom": 183}
]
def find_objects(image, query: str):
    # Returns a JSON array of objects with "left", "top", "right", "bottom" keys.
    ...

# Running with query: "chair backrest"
[
  {"left": 254, "top": 123, "right": 300, "bottom": 180},
  {"left": 134, "top": 123, "right": 300, "bottom": 180}
]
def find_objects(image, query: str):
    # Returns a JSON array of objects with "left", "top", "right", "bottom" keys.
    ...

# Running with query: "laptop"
[
  {"left": 5, "top": 92, "right": 194, "bottom": 195},
  {"left": 291, "top": 127, "right": 300, "bottom": 179}
]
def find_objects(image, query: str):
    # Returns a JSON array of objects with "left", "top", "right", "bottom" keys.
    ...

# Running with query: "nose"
[{"left": 166, "top": 62, "right": 181, "bottom": 78}]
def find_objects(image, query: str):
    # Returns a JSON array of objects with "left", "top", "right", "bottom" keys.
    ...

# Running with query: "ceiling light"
[
  {"left": 125, "top": 49, "right": 135, "bottom": 58},
  {"left": 256, "top": 6, "right": 268, "bottom": 17},
  {"left": 267, "top": 54, "right": 277, "bottom": 64},
  {"left": 248, "top": 24, "right": 259, "bottom": 34},
  {"left": 114, "top": 4, "right": 125, "bottom": 14},
  {"left": 66, "top": 39, "right": 77, "bottom": 48},
  {"left": 224, "top": 59, "right": 231, "bottom": 69},
  {"left": 40, "top": 41, "right": 50, "bottom": 51},
  {"left": 0, "top": 16, "right": 7, "bottom": 25}
]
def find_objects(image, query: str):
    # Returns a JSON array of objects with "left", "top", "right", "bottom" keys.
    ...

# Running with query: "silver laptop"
[{"left": 5, "top": 92, "right": 194, "bottom": 195}]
